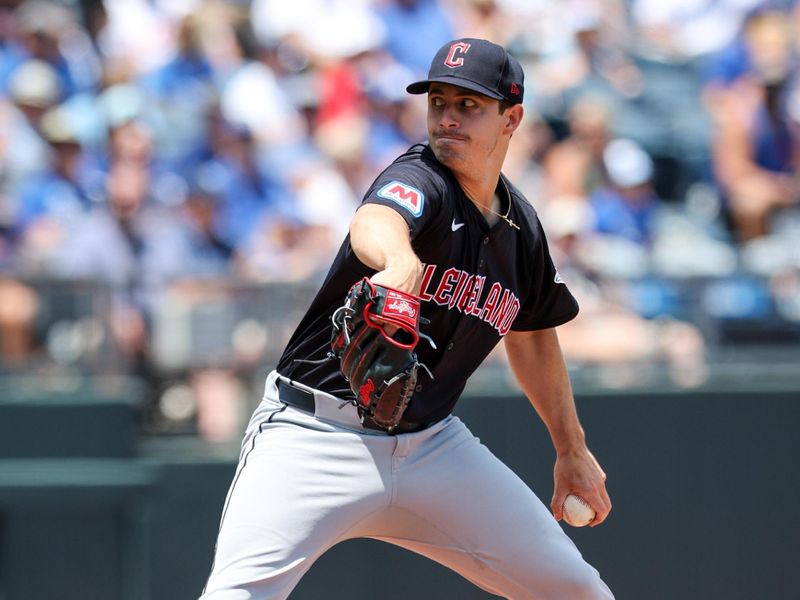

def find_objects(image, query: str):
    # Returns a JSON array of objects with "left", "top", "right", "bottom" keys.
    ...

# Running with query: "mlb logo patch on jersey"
[{"left": 377, "top": 181, "right": 424, "bottom": 217}]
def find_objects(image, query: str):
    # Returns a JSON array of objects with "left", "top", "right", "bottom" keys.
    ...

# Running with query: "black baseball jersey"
[{"left": 277, "top": 144, "right": 578, "bottom": 424}]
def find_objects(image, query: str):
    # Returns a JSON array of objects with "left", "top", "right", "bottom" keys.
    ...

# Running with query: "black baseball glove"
[{"left": 331, "top": 278, "right": 431, "bottom": 432}]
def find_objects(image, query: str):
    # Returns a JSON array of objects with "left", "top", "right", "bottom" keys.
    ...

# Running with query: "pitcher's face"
[{"left": 426, "top": 83, "right": 518, "bottom": 175}]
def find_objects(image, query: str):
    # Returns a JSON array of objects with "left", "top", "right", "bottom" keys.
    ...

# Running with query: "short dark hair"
[{"left": 498, "top": 100, "right": 513, "bottom": 114}]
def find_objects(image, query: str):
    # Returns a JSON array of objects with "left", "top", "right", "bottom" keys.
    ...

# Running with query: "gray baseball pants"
[{"left": 200, "top": 371, "right": 613, "bottom": 599}]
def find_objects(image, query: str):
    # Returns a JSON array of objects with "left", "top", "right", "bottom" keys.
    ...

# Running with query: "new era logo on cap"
[{"left": 407, "top": 38, "right": 524, "bottom": 105}]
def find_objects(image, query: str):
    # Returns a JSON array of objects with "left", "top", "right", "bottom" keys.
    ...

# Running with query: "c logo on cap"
[{"left": 444, "top": 42, "right": 471, "bottom": 68}]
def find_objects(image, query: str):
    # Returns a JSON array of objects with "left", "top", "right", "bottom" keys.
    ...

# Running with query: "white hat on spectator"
[
  {"left": 251, "top": 0, "right": 384, "bottom": 58},
  {"left": 539, "top": 196, "right": 594, "bottom": 238},
  {"left": 8, "top": 60, "right": 62, "bottom": 108},
  {"left": 569, "top": 0, "right": 603, "bottom": 33},
  {"left": 40, "top": 106, "right": 80, "bottom": 145},
  {"left": 98, "top": 83, "right": 146, "bottom": 127},
  {"left": 302, "top": 7, "right": 385, "bottom": 58},
  {"left": 603, "top": 138, "right": 653, "bottom": 188},
  {"left": 364, "top": 62, "right": 415, "bottom": 104}
]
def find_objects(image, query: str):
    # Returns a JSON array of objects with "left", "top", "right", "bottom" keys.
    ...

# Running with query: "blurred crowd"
[{"left": 1, "top": 0, "right": 799, "bottom": 438}]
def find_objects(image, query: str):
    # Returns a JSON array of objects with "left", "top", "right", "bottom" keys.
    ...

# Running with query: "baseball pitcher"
[{"left": 200, "top": 38, "right": 614, "bottom": 599}]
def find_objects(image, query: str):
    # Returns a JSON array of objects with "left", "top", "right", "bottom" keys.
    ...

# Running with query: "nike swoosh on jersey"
[{"left": 451, "top": 219, "right": 465, "bottom": 231}]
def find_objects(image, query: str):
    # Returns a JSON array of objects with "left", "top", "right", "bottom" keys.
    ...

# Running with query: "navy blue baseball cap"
[{"left": 406, "top": 38, "right": 524, "bottom": 104}]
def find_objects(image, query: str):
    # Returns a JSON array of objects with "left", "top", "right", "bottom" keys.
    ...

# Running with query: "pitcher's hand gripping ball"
[
  {"left": 562, "top": 494, "right": 596, "bottom": 527},
  {"left": 331, "top": 278, "right": 429, "bottom": 432}
]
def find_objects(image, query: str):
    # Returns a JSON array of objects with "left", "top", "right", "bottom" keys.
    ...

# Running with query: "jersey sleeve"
[
  {"left": 361, "top": 157, "right": 445, "bottom": 240},
  {"left": 511, "top": 220, "right": 579, "bottom": 331}
]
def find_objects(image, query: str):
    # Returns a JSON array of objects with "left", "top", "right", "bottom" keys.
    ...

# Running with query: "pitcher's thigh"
[
  {"left": 397, "top": 436, "right": 612, "bottom": 599},
  {"left": 202, "top": 421, "right": 386, "bottom": 599}
]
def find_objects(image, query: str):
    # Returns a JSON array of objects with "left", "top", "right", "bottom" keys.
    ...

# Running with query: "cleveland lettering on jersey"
[{"left": 418, "top": 263, "right": 521, "bottom": 336}]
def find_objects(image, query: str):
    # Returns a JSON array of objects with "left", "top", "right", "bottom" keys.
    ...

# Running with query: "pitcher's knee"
[{"left": 557, "top": 566, "right": 613, "bottom": 600}]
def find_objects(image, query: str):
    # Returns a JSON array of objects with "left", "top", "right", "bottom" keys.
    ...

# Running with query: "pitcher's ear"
[{"left": 504, "top": 104, "right": 524, "bottom": 134}]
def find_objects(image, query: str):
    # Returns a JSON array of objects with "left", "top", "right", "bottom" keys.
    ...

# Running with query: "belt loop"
[{"left": 276, "top": 379, "right": 316, "bottom": 413}]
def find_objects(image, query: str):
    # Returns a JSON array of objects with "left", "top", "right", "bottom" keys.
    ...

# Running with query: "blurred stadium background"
[{"left": 0, "top": 0, "right": 799, "bottom": 598}]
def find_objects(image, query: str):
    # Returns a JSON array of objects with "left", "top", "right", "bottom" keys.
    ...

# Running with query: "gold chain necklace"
[{"left": 484, "top": 185, "right": 520, "bottom": 230}]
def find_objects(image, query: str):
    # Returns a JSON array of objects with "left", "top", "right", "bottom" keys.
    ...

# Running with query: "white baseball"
[{"left": 562, "top": 494, "right": 595, "bottom": 527}]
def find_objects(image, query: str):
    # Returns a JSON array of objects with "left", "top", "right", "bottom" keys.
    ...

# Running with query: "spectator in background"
[
  {"left": 1, "top": 58, "right": 60, "bottom": 192},
  {"left": 541, "top": 94, "right": 612, "bottom": 201},
  {"left": 452, "top": 0, "right": 514, "bottom": 45},
  {"left": 279, "top": 149, "right": 359, "bottom": 243},
  {"left": 374, "top": 0, "right": 454, "bottom": 74},
  {"left": 361, "top": 58, "right": 425, "bottom": 169},
  {"left": 190, "top": 113, "right": 290, "bottom": 254},
  {"left": 140, "top": 11, "right": 215, "bottom": 99},
  {"left": 542, "top": 99, "right": 662, "bottom": 248},
  {"left": 538, "top": 196, "right": 707, "bottom": 384},
  {"left": 94, "top": 83, "right": 196, "bottom": 211},
  {"left": 13, "top": 104, "right": 95, "bottom": 274},
  {"left": 1, "top": 0, "right": 100, "bottom": 98},
  {"left": 590, "top": 137, "right": 661, "bottom": 246},
  {"left": 138, "top": 11, "right": 218, "bottom": 170},
  {"left": 309, "top": 48, "right": 372, "bottom": 195},
  {"left": 706, "top": 8, "right": 800, "bottom": 241},
  {"left": 569, "top": 0, "right": 643, "bottom": 99},
  {"left": 233, "top": 211, "right": 337, "bottom": 283},
  {"left": 631, "top": 0, "right": 761, "bottom": 63},
  {"left": 0, "top": 276, "right": 39, "bottom": 367},
  {"left": 527, "top": 0, "right": 642, "bottom": 115},
  {"left": 54, "top": 160, "right": 191, "bottom": 304},
  {"left": 177, "top": 178, "right": 235, "bottom": 278},
  {"left": 106, "top": 113, "right": 153, "bottom": 166},
  {"left": 93, "top": 0, "right": 176, "bottom": 82},
  {"left": 250, "top": 0, "right": 383, "bottom": 59},
  {"left": 218, "top": 14, "right": 308, "bottom": 162},
  {"left": 232, "top": 149, "right": 354, "bottom": 285}
]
